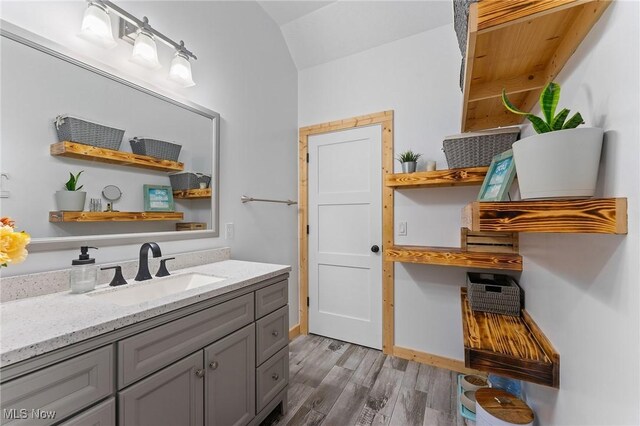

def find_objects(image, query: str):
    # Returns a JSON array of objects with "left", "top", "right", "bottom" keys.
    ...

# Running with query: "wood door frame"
[{"left": 298, "top": 110, "right": 395, "bottom": 354}]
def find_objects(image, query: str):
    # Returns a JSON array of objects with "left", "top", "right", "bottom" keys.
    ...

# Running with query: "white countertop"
[{"left": 0, "top": 260, "right": 291, "bottom": 367}]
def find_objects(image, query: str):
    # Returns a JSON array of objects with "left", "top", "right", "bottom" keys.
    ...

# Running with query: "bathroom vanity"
[{"left": 0, "top": 260, "right": 290, "bottom": 426}]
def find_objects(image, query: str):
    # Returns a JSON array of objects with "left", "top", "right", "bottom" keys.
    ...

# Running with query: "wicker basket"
[
  {"left": 443, "top": 127, "right": 520, "bottom": 168},
  {"left": 130, "top": 137, "right": 182, "bottom": 161},
  {"left": 169, "top": 172, "right": 208, "bottom": 191},
  {"left": 467, "top": 272, "right": 522, "bottom": 316},
  {"left": 54, "top": 115, "right": 124, "bottom": 150}
]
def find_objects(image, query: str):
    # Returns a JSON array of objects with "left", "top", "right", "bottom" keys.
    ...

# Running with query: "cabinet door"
[
  {"left": 60, "top": 397, "right": 115, "bottom": 426},
  {"left": 204, "top": 324, "right": 255, "bottom": 426},
  {"left": 119, "top": 352, "right": 204, "bottom": 426}
]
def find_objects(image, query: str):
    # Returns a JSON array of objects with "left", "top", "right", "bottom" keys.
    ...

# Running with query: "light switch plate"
[
  {"left": 225, "top": 223, "right": 234, "bottom": 240},
  {"left": 398, "top": 221, "right": 407, "bottom": 236}
]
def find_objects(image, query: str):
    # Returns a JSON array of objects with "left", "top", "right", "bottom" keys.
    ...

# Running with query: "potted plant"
[
  {"left": 55, "top": 170, "right": 86, "bottom": 211},
  {"left": 396, "top": 150, "right": 422, "bottom": 173},
  {"left": 502, "top": 82, "right": 603, "bottom": 199}
]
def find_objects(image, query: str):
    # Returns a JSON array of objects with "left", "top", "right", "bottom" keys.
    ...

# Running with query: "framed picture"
[
  {"left": 143, "top": 185, "right": 175, "bottom": 212},
  {"left": 478, "top": 150, "right": 516, "bottom": 202}
]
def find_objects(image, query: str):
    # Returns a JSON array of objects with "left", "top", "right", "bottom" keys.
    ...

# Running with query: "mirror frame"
[{"left": 0, "top": 20, "right": 220, "bottom": 251}]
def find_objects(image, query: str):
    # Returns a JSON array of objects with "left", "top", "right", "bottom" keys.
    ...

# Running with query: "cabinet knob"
[
  {"left": 271, "top": 373, "right": 279, "bottom": 381},
  {"left": 271, "top": 330, "right": 279, "bottom": 337},
  {"left": 195, "top": 369, "right": 205, "bottom": 378},
  {"left": 209, "top": 361, "right": 219, "bottom": 370}
]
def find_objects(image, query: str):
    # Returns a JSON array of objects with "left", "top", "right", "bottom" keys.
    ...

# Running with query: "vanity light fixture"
[
  {"left": 78, "top": 1, "right": 117, "bottom": 48},
  {"left": 168, "top": 42, "right": 195, "bottom": 87},
  {"left": 78, "top": 0, "right": 197, "bottom": 85}
]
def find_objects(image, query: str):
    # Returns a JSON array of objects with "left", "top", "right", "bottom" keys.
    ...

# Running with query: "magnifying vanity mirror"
[{"left": 0, "top": 21, "right": 219, "bottom": 250}]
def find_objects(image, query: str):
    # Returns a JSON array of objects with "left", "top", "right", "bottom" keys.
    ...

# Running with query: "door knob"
[
  {"left": 209, "top": 361, "right": 219, "bottom": 370},
  {"left": 272, "top": 330, "right": 279, "bottom": 337},
  {"left": 195, "top": 369, "right": 205, "bottom": 378},
  {"left": 371, "top": 245, "right": 380, "bottom": 253},
  {"left": 272, "top": 373, "right": 279, "bottom": 381}
]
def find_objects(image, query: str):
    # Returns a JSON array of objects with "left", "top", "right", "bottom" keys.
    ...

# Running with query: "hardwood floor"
[{"left": 262, "top": 334, "right": 470, "bottom": 426}]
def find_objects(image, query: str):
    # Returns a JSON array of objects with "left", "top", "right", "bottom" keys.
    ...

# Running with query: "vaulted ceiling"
[{"left": 257, "top": 1, "right": 454, "bottom": 70}]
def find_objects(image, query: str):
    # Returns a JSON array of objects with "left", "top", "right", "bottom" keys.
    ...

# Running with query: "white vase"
[
  {"left": 512, "top": 127, "right": 603, "bottom": 199},
  {"left": 55, "top": 190, "right": 86, "bottom": 211}
]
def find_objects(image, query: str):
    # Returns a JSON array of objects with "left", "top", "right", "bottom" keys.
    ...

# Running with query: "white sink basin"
[{"left": 89, "top": 273, "right": 227, "bottom": 306}]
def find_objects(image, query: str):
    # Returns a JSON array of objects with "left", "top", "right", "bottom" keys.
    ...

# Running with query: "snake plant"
[
  {"left": 501, "top": 81, "right": 584, "bottom": 134},
  {"left": 64, "top": 170, "right": 84, "bottom": 191},
  {"left": 396, "top": 150, "right": 422, "bottom": 163}
]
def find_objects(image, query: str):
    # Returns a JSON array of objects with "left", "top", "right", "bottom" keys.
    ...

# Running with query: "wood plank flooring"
[{"left": 262, "top": 335, "right": 470, "bottom": 426}]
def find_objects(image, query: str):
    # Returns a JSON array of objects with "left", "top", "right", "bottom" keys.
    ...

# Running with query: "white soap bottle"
[{"left": 70, "top": 246, "right": 98, "bottom": 294}]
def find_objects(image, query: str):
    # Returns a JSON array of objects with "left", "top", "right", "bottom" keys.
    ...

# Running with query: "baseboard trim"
[
  {"left": 289, "top": 324, "right": 301, "bottom": 340},
  {"left": 393, "top": 345, "right": 480, "bottom": 375}
]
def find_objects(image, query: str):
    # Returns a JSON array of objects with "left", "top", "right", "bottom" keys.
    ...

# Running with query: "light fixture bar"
[{"left": 98, "top": 0, "right": 197, "bottom": 60}]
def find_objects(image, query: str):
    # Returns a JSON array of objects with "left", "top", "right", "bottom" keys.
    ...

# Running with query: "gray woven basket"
[
  {"left": 130, "top": 137, "right": 182, "bottom": 161},
  {"left": 170, "top": 172, "right": 206, "bottom": 191},
  {"left": 54, "top": 115, "right": 124, "bottom": 150},
  {"left": 443, "top": 127, "right": 520, "bottom": 169},
  {"left": 467, "top": 273, "right": 522, "bottom": 316},
  {"left": 198, "top": 174, "right": 211, "bottom": 188}
]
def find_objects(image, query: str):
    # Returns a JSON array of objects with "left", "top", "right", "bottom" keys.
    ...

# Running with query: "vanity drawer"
[
  {"left": 256, "top": 346, "right": 289, "bottom": 412},
  {"left": 118, "top": 294, "right": 254, "bottom": 389},
  {"left": 60, "top": 397, "right": 115, "bottom": 426},
  {"left": 256, "top": 306, "right": 289, "bottom": 366},
  {"left": 0, "top": 345, "right": 113, "bottom": 426},
  {"left": 255, "top": 280, "right": 288, "bottom": 319}
]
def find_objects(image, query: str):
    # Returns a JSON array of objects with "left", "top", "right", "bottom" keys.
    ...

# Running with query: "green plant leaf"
[
  {"left": 562, "top": 112, "right": 585, "bottom": 129},
  {"left": 527, "top": 114, "right": 552, "bottom": 134},
  {"left": 65, "top": 172, "right": 75, "bottom": 191},
  {"left": 501, "top": 89, "right": 529, "bottom": 115},
  {"left": 76, "top": 185, "right": 84, "bottom": 191},
  {"left": 396, "top": 150, "right": 421, "bottom": 163},
  {"left": 539, "top": 82, "right": 560, "bottom": 126},
  {"left": 551, "top": 108, "right": 570, "bottom": 131}
]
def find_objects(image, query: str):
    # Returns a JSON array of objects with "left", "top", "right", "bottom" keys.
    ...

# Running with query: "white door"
[{"left": 308, "top": 125, "right": 382, "bottom": 349}]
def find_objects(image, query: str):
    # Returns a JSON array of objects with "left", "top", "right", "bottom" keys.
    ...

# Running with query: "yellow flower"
[{"left": 1, "top": 224, "right": 30, "bottom": 266}]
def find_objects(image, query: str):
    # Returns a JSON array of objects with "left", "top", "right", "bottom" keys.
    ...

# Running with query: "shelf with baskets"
[
  {"left": 50, "top": 141, "right": 184, "bottom": 173},
  {"left": 49, "top": 211, "right": 184, "bottom": 223},
  {"left": 173, "top": 188, "right": 212, "bottom": 199},
  {"left": 462, "top": 198, "right": 628, "bottom": 235},
  {"left": 460, "top": 0, "right": 610, "bottom": 131},
  {"left": 384, "top": 245, "right": 522, "bottom": 271},
  {"left": 385, "top": 167, "right": 489, "bottom": 189},
  {"left": 460, "top": 287, "right": 559, "bottom": 388}
]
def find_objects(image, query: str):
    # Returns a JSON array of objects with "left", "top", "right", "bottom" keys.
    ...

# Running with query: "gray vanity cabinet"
[
  {"left": 119, "top": 351, "right": 205, "bottom": 426},
  {"left": 204, "top": 324, "right": 255, "bottom": 426},
  {"left": 59, "top": 398, "right": 115, "bottom": 426}
]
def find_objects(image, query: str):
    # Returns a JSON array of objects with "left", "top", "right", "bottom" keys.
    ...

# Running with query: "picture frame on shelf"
[
  {"left": 478, "top": 150, "right": 516, "bottom": 202},
  {"left": 143, "top": 185, "right": 175, "bottom": 212}
]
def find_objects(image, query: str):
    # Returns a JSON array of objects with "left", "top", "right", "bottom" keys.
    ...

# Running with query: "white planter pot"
[
  {"left": 512, "top": 127, "right": 603, "bottom": 199},
  {"left": 55, "top": 191, "right": 86, "bottom": 211}
]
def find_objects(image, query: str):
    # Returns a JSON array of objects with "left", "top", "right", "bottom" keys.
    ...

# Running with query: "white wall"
[
  {"left": 299, "top": 3, "right": 639, "bottom": 424},
  {"left": 0, "top": 1, "right": 300, "bottom": 325}
]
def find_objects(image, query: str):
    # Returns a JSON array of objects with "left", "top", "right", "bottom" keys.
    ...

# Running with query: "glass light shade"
[
  {"left": 131, "top": 30, "right": 161, "bottom": 69},
  {"left": 169, "top": 52, "right": 195, "bottom": 87},
  {"left": 78, "top": 2, "right": 116, "bottom": 48}
]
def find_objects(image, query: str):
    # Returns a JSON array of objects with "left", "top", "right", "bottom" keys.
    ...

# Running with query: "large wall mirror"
[{"left": 0, "top": 22, "right": 219, "bottom": 250}]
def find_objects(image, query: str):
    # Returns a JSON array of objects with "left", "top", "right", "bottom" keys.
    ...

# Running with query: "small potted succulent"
[
  {"left": 396, "top": 150, "right": 422, "bottom": 173},
  {"left": 55, "top": 170, "right": 86, "bottom": 211},
  {"left": 502, "top": 82, "right": 603, "bottom": 199}
]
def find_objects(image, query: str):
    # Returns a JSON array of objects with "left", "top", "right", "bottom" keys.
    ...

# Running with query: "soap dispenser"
[{"left": 70, "top": 246, "right": 98, "bottom": 294}]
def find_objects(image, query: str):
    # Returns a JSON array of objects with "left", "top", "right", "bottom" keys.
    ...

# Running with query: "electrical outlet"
[
  {"left": 398, "top": 221, "right": 407, "bottom": 236},
  {"left": 225, "top": 223, "right": 234, "bottom": 240}
]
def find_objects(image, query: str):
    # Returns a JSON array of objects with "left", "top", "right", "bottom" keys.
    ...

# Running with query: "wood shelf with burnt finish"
[
  {"left": 173, "top": 188, "right": 212, "bottom": 199},
  {"left": 461, "top": 288, "right": 559, "bottom": 388},
  {"left": 462, "top": 198, "right": 628, "bottom": 234},
  {"left": 384, "top": 245, "right": 522, "bottom": 271},
  {"left": 49, "top": 211, "right": 184, "bottom": 223},
  {"left": 385, "top": 167, "right": 489, "bottom": 189},
  {"left": 50, "top": 141, "right": 184, "bottom": 172},
  {"left": 461, "top": 0, "right": 611, "bottom": 131}
]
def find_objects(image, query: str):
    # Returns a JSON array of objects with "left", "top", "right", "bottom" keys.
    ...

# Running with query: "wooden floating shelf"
[
  {"left": 173, "top": 188, "right": 212, "bottom": 199},
  {"left": 385, "top": 167, "right": 489, "bottom": 189},
  {"left": 384, "top": 245, "right": 522, "bottom": 271},
  {"left": 50, "top": 141, "right": 184, "bottom": 172},
  {"left": 462, "top": 198, "right": 628, "bottom": 234},
  {"left": 49, "top": 211, "right": 184, "bottom": 223},
  {"left": 461, "top": 0, "right": 611, "bottom": 131},
  {"left": 461, "top": 288, "right": 559, "bottom": 388}
]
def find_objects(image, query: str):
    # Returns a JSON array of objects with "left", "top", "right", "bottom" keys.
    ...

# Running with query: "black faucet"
[{"left": 135, "top": 242, "right": 162, "bottom": 281}]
